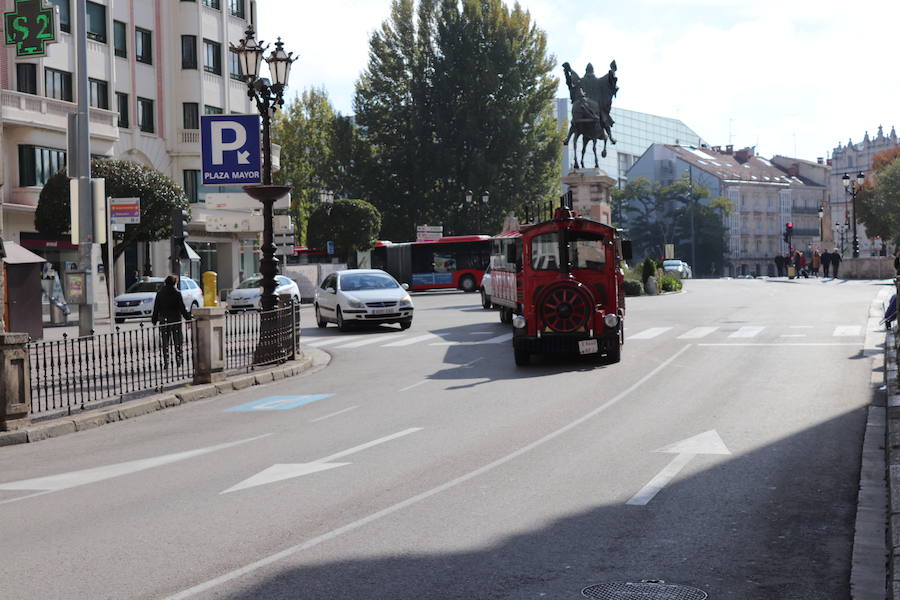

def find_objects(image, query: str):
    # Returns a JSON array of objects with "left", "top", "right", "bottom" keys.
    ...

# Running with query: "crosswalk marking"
[
  {"left": 381, "top": 333, "right": 439, "bottom": 347},
  {"left": 677, "top": 327, "right": 718, "bottom": 339},
  {"left": 483, "top": 332, "right": 513, "bottom": 344},
  {"left": 833, "top": 325, "right": 861, "bottom": 337},
  {"left": 627, "top": 327, "right": 672, "bottom": 340},
  {"left": 306, "top": 336, "right": 359, "bottom": 348},
  {"left": 728, "top": 326, "right": 764, "bottom": 338},
  {"left": 335, "top": 334, "right": 403, "bottom": 349}
]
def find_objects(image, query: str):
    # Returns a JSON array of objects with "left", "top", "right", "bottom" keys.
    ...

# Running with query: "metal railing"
[
  {"left": 28, "top": 321, "right": 195, "bottom": 418},
  {"left": 225, "top": 303, "right": 301, "bottom": 372}
]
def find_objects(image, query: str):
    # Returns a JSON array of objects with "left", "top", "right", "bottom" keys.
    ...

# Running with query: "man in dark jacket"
[
  {"left": 152, "top": 275, "right": 191, "bottom": 367},
  {"left": 821, "top": 249, "right": 832, "bottom": 277},
  {"left": 831, "top": 249, "right": 843, "bottom": 278}
]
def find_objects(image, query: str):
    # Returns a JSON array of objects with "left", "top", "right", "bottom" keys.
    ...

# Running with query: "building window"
[
  {"left": 19, "top": 145, "right": 67, "bottom": 187},
  {"left": 88, "top": 78, "right": 108, "bottom": 109},
  {"left": 16, "top": 63, "right": 37, "bottom": 94},
  {"left": 183, "top": 103, "right": 199, "bottom": 129},
  {"left": 136, "top": 28, "right": 152, "bottom": 64},
  {"left": 45, "top": 67, "right": 73, "bottom": 101},
  {"left": 228, "top": 49, "right": 243, "bottom": 81},
  {"left": 50, "top": 0, "right": 70, "bottom": 33},
  {"left": 116, "top": 92, "right": 129, "bottom": 128},
  {"left": 181, "top": 35, "right": 197, "bottom": 69},
  {"left": 183, "top": 170, "right": 201, "bottom": 203},
  {"left": 203, "top": 39, "right": 221, "bottom": 75},
  {"left": 137, "top": 97, "right": 154, "bottom": 133},
  {"left": 204, "top": 105, "right": 223, "bottom": 115},
  {"left": 86, "top": 1, "right": 106, "bottom": 42},
  {"left": 229, "top": 0, "right": 245, "bottom": 18},
  {"left": 113, "top": 21, "right": 127, "bottom": 57},
  {"left": 202, "top": 0, "right": 221, "bottom": 9}
]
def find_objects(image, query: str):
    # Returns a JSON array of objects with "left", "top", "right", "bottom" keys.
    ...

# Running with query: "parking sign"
[{"left": 200, "top": 114, "right": 262, "bottom": 185}]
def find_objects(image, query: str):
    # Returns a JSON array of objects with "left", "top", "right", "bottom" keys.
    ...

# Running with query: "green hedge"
[
  {"left": 659, "top": 276, "right": 683, "bottom": 292},
  {"left": 622, "top": 279, "right": 643, "bottom": 296}
]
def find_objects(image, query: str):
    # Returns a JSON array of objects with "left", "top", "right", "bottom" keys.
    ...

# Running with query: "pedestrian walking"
[
  {"left": 811, "top": 250, "right": 821, "bottom": 277},
  {"left": 821, "top": 249, "right": 832, "bottom": 277},
  {"left": 774, "top": 254, "right": 785, "bottom": 277},
  {"left": 151, "top": 275, "right": 191, "bottom": 368},
  {"left": 831, "top": 249, "right": 843, "bottom": 278}
]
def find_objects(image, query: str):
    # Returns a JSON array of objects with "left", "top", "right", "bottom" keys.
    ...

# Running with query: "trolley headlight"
[
  {"left": 603, "top": 313, "right": 619, "bottom": 328},
  {"left": 512, "top": 315, "right": 526, "bottom": 329}
]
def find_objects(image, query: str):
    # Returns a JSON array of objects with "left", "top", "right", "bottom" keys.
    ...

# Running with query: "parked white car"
[
  {"left": 114, "top": 277, "right": 203, "bottom": 323},
  {"left": 480, "top": 265, "right": 493, "bottom": 309},
  {"left": 315, "top": 269, "right": 414, "bottom": 331},
  {"left": 663, "top": 259, "right": 692, "bottom": 279},
  {"left": 226, "top": 275, "right": 301, "bottom": 312}
]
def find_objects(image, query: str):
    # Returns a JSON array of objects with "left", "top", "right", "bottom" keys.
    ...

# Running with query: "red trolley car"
[{"left": 490, "top": 203, "right": 631, "bottom": 365}]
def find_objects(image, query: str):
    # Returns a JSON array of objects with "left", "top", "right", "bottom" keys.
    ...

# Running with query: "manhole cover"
[{"left": 582, "top": 581, "right": 708, "bottom": 600}]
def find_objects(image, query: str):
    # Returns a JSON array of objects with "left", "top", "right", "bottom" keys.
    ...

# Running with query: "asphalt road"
[{"left": 0, "top": 277, "right": 888, "bottom": 599}]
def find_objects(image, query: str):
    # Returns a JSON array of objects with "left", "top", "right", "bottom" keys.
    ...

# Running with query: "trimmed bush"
[
  {"left": 622, "top": 279, "right": 643, "bottom": 296},
  {"left": 659, "top": 276, "right": 683, "bottom": 292},
  {"left": 641, "top": 257, "right": 658, "bottom": 284}
]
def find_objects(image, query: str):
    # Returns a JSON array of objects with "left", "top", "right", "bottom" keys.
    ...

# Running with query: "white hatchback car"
[
  {"left": 315, "top": 269, "right": 414, "bottom": 331},
  {"left": 114, "top": 277, "right": 203, "bottom": 323},
  {"left": 226, "top": 275, "right": 301, "bottom": 312},
  {"left": 480, "top": 265, "right": 493, "bottom": 309}
]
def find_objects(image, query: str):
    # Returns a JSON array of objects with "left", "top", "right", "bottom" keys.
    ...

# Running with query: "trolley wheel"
[
  {"left": 500, "top": 307, "right": 513, "bottom": 324},
  {"left": 514, "top": 345, "right": 531, "bottom": 366},
  {"left": 605, "top": 343, "right": 621, "bottom": 364}
]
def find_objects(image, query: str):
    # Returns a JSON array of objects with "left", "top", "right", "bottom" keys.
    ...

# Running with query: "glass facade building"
[{"left": 556, "top": 100, "right": 706, "bottom": 187}]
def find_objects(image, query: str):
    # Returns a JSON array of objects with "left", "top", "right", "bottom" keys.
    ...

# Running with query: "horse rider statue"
[{"left": 563, "top": 60, "right": 618, "bottom": 168}]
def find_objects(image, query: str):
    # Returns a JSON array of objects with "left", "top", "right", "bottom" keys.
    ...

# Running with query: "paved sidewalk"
[{"left": 0, "top": 347, "right": 330, "bottom": 447}]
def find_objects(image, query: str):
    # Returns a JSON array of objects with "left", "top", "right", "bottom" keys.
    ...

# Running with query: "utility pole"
[
  {"left": 74, "top": 0, "right": 94, "bottom": 337},
  {"left": 688, "top": 166, "right": 696, "bottom": 270}
]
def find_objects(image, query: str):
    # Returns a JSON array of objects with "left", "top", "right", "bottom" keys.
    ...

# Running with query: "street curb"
[
  {"left": 887, "top": 330, "right": 900, "bottom": 599},
  {"left": 0, "top": 347, "right": 331, "bottom": 447}
]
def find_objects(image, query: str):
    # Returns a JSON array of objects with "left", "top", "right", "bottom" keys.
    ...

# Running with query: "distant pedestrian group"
[{"left": 774, "top": 248, "right": 842, "bottom": 278}]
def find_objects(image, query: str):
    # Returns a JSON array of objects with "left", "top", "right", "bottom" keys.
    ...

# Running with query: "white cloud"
[{"left": 259, "top": 0, "right": 900, "bottom": 159}]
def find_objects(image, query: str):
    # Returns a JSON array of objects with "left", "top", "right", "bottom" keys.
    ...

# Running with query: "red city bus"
[
  {"left": 490, "top": 205, "right": 631, "bottom": 365},
  {"left": 371, "top": 236, "right": 491, "bottom": 292}
]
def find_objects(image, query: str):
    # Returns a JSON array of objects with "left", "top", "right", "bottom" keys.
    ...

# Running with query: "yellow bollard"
[{"left": 202, "top": 271, "right": 218, "bottom": 306}]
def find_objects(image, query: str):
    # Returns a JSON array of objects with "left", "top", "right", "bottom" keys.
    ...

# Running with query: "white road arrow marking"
[
  {"left": 626, "top": 430, "right": 730, "bottom": 506},
  {"left": 221, "top": 427, "right": 422, "bottom": 494},
  {"left": 0, "top": 435, "right": 270, "bottom": 500}
]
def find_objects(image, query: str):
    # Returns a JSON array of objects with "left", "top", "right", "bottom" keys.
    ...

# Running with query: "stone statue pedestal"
[{"left": 560, "top": 168, "right": 616, "bottom": 224}]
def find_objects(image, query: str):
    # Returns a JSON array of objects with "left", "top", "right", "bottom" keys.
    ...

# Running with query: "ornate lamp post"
[
  {"left": 842, "top": 171, "right": 865, "bottom": 258},
  {"left": 232, "top": 26, "right": 297, "bottom": 312},
  {"left": 817, "top": 204, "right": 824, "bottom": 243}
]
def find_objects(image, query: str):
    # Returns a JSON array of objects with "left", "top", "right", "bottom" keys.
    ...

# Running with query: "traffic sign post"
[
  {"left": 416, "top": 225, "right": 443, "bottom": 242},
  {"left": 200, "top": 114, "right": 262, "bottom": 185},
  {"left": 4, "top": 0, "right": 56, "bottom": 57}
]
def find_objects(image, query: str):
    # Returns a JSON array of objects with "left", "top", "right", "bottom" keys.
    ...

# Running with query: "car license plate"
[
  {"left": 372, "top": 308, "right": 392, "bottom": 315},
  {"left": 578, "top": 339, "right": 598, "bottom": 355}
]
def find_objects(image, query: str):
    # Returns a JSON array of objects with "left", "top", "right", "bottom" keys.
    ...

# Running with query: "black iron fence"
[
  {"left": 28, "top": 321, "right": 195, "bottom": 418},
  {"left": 225, "top": 303, "right": 301, "bottom": 372}
]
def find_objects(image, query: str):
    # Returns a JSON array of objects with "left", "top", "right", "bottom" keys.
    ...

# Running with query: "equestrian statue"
[{"left": 562, "top": 60, "right": 618, "bottom": 169}]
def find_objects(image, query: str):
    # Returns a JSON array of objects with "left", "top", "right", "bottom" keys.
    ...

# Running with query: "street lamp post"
[
  {"left": 818, "top": 204, "right": 824, "bottom": 243},
  {"left": 842, "top": 171, "right": 865, "bottom": 258},
  {"left": 232, "top": 26, "right": 296, "bottom": 313}
]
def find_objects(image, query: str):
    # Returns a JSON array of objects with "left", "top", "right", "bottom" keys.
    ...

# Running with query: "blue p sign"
[{"left": 201, "top": 114, "right": 262, "bottom": 185}]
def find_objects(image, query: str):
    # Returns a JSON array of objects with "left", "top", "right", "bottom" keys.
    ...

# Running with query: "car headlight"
[
  {"left": 345, "top": 296, "right": 365, "bottom": 309},
  {"left": 399, "top": 295, "right": 412, "bottom": 307},
  {"left": 142, "top": 298, "right": 154, "bottom": 304},
  {"left": 604, "top": 313, "right": 619, "bottom": 328}
]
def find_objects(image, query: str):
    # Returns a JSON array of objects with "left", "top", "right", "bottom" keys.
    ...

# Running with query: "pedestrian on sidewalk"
[
  {"left": 811, "top": 250, "right": 821, "bottom": 277},
  {"left": 151, "top": 275, "right": 191, "bottom": 368},
  {"left": 831, "top": 249, "right": 843, "bottom": 278},
  {"left": 821, "top": 249, "right": 832, "bottom": 277},
  {"left": 774, "top": 254, "right": 785, "bottom": 277}
]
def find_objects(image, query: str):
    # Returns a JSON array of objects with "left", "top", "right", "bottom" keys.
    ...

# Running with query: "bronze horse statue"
[{"left": 562, "top": 61, "right": 618, "bottom": 169}]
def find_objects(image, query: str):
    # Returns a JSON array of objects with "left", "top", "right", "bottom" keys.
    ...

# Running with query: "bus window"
[
  {"left": 531, "top": 233, "right": 560, "bottom": 270},
  {"left": 433, "top": 253, "right": 456, "bottom": 272},
  {"left": 569, "top": 233, "right": 607, "bottom": 270}
]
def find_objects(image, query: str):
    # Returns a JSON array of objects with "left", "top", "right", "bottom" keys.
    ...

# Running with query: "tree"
[
  {"left": 354, "top": 0, "right": 561, "bottom": 240},
  {"left": 614, "top": 175, "right": 731, "bottom": 276},
  {"left": 34, "top": 159, "right": 188, "bottom": 263},
  {"left": 856, "top": 157, "right": 900, "bottom": 245},
  {"left": 305, "top": 198, "right": 382, "bottom": 260},
  {"left": 272, "top": 87, "right": 338, "bottom": 245}
]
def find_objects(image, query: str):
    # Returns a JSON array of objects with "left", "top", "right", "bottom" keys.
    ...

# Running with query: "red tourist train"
[{"left": 490, "top": 202, "right": 631, "bottom": 365}]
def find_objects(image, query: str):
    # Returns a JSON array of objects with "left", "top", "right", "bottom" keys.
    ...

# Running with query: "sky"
[{"left": 259, "top": 0, "right": 900, "bottom": 162}]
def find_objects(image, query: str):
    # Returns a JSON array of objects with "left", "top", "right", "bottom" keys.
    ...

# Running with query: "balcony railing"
[{"left": 1, "top": 90, "right": 117, "bottom": 132}]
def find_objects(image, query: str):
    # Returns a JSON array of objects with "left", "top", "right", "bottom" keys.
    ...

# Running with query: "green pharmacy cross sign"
[{"left": 4, "top": 0, "right": 56, "bottom": 57}]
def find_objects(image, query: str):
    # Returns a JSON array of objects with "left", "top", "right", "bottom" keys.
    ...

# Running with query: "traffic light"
[
  {"left": 783, "top": 222, "right": 793, "bottom": 244},
  {"left": 170, "top": 208, "right": 190, "bottom": 273}
]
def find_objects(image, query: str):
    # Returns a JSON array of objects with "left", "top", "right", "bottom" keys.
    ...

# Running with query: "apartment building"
[{"left": 0, "top": 0, "right": 269, "bottom": 295}]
